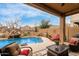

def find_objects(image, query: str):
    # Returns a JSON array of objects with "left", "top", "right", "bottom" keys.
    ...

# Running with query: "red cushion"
[
  {"left": 51, "top": 34, "right": 60, "bottom": 41},
  {"left": 20, "top": 49, "right": 29, "bottom": 56},
  {"left": 69, "top": 38, "right": 78, "bottom": 45}
]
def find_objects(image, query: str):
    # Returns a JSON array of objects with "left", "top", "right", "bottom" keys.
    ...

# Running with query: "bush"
[
  {"left": 45, "top": 33, "right": 51, "bottom": 38},
  {"left": 23, "top": 32, "right": 30, "bottom": 36},
  {"left": 39, "top": 20, "right": 51, "bottom": 29},
  {"left": 34, "top": 27, "right": 38, "bottom": 32}
]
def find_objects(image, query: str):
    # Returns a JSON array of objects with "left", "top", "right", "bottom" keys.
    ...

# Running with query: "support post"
[{"left": 60, "top": 15, "right": 65, "bottom": 44}]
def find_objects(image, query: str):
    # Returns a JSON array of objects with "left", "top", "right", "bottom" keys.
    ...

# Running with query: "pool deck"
[
  {"left": 0, "top": 38, "right": 8, "bottom": 40},
  {"left": 26, "top": 37, "right": 55, "bottom": 56},
  {"left": 23, "top": 37, "right": 79, "bottom": 56},
  {"left": 0, "top": 37, "right": 79, "bottom": 56}
]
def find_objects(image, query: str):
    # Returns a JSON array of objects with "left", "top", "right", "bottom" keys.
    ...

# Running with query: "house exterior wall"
[{"left": 67, "top": 13, "right": 79, "bottom": 39}]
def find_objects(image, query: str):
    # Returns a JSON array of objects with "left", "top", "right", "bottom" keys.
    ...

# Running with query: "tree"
[
  {"left": 39, "top": 19, "right": 51, "bottom": 29},
  {"left": 4, "top": 17, "right": 22, "bottom": 29},
  {"left": 0, "top": 17, "right": 22, "bottom": 34}
]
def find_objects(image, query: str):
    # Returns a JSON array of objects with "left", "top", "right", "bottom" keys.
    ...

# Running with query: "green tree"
[{"left": 39, "top": 20, "right": 51, "bottom": 29}]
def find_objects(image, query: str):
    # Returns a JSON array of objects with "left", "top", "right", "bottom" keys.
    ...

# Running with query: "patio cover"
[
  {"left": 27, "top": 3, "right": 79, "bottom": 16},
  {"left": 26, "top": 3, "right": 79, "bottom": 44}
]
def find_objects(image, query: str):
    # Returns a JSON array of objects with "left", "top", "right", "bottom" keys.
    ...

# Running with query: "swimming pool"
[{"left": 0, "top": 37, "right": 43, "bottom": 48}]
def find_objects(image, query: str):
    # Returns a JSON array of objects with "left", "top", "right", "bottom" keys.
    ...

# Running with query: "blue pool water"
[{"left": 0, "top": 37, "right": 43, "bottom": 49}]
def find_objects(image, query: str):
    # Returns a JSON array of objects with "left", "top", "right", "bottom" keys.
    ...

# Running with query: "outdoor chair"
[
  {"left": 69, "top": 44, "right": 79, "bottom": 52},
  {"left": 69, "top": 38, "right": 79, "bottom": 52},
  {"left": 1, "top": 43, "right": 32, "bottom": 56},
  {"left": 50, "top": 34, "right": 60, "bottom": 41}
]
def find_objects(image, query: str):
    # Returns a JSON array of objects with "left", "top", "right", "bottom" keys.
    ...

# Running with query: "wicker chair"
[{"left": 1, "top": 43, "right": 32, "bottom": 56}]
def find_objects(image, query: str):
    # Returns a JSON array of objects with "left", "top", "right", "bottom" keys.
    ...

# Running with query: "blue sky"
[{"left": 0, "top": 3, "right": 71, "bottom": 27}]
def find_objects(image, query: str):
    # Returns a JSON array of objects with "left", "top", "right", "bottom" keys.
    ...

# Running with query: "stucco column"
[{"left": 60, "top": 15, "right": 65, "bottom": 44}]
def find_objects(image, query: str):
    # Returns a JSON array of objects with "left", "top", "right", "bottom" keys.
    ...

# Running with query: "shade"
[{"left": 27, "top": 3, "right": 79, "bottom": 16}]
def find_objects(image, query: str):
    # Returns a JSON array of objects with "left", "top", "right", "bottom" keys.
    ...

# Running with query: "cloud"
[
  {"left": 0, "top": 3, "right": 60, "bottom": 26},
  {"left": 66, "top": 16, "right": 71, "bottom": 24},
  {"left": 0, "top": 3, "right": 43, "bottom": 19},
  {"left": 24, "top": 10, "right": 42, "bottom": 17}
]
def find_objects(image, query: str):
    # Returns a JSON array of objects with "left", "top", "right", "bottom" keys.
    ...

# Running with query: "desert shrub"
[
  {"left": 39, "top": 20, "right": 51, "bottom": 29},
  {"left": 45, "top": 33, "right": 51, "bottom": 38},
  {"left": 23, "top": 32, "right": 30, "bottom": 36},
  {"left": 34, "top": 27, "right": 38, "bottom": 32},
  {"left": 37, "top": 33, "right": 43, "bottom": 36}
]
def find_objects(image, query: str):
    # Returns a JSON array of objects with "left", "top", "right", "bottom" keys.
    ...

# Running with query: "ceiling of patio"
[{"left": 27, "top": 3, "right": 79, "bottom": 16}]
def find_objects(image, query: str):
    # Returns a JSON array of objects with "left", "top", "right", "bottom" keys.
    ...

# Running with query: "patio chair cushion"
[
  {"left": 69, "top": 38, "right": 78, "bottom": 45},
  {"left": 20, "top": 48, "right": 30, "bottom": 56},
  {"left": 51, "top": 34, "right": 60, "bottom": 41}
]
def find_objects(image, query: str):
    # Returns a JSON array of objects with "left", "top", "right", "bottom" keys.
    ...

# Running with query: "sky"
[{"left": 0, "top": 3, "right": 71, "bottom": 27}]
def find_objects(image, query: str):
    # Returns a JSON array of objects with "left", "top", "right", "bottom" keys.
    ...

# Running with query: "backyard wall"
[
  {"left": 30, "top": 26, "right": 79, "bottom": 41},
  {"left": 0, "top": 25, "right": 79, "bottom": 40}
]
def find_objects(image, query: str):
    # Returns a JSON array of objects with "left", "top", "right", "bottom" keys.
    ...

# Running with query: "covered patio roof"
[
  {"left": 26, "top": 3, "right": 79, "bottom": 44},
  {"left": 27, "top": 3, "right": 79, "bottom": 16}
]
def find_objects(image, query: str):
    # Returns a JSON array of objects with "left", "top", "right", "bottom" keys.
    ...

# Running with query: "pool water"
[{"left": 0, "top": 37, "right": 43, "bottom": 48}]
